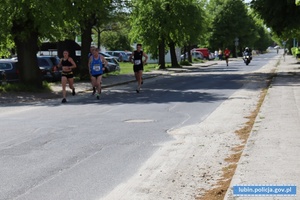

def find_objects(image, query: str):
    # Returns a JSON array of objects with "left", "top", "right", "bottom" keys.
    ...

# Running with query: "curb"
[
  {"left": 51, "top": 61, "right": 217, "bottom": 94},
  {"left": 59, "top": 74, "right": 160, "bottom": 94}
]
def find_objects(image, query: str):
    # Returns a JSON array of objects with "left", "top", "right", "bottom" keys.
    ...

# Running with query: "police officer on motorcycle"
[
  {"left": 242, "top": 47, "right": 252, "bottom": 65},
  {"left": 243, "top": 47, "right": 252, "bottom": 60}
]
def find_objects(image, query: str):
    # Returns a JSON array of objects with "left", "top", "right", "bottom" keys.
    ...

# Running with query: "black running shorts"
[{"left": 133, "top": 65, "right": 143, "bottom": 72}]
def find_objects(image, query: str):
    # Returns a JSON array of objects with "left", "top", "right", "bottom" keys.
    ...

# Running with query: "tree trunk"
[
  {"left": 169, "top": 41, "right": 179, "bottom": 67},
  {"left": 158, "top": 39, "right": 166, "bottom": 69},
  {"left": 188, "top": 44, "right": 192, "bottom": 63},
  {"left": 183, "top": 46, "right": 187, "bottom": 61},
  {"left": 80, "top": 27, "right": 93, "bottom": 79},
  {"left": 13, "top": 28, "right": 42, "bottom": 88},
  {"left": 80, "top": 17, "right": 95, "bottom": 80}
]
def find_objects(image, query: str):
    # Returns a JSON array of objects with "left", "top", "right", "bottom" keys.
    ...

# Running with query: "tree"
[
  {"left": 70, "top": 0, "right": 131, "bottom": 78},
  {"left": 248, "top": 10, "right": 273, "bottom": 52},
  {"left": 201, "top": 0, "right": 224, "bottom": 48},
  {"left": 0, "top": 0, "right": 124, "bottom": 84},
  {"left": 130, "top": 0, "right": 206, "bottom": 68},
  {"left": 0, "top": 0, "right": 66, "bottom": 87},
  {"left": 209, "top": 0, "right": 257, "bottom": 55},
  {"left": 130, "top": 0, "right": 167, "bottom": 68},
  {"left": 251, "top": 0, "right": 300, "bottom": 36},
  {"left": 100, "top": 21, "right": 133, "bottom": 51},
  {"left": 251, "top": 0, "right": 300, "bottom": 49},
  {"left": 180, "top": 0, "right": 206, "bottom": 63},
  {"left": 101, "top": 31, "right": 132, "bottom": 51},
  {"left": 67, "top": 0, "right": 114, "bottom": 79},
  {"left": 166, "top": 0, "right": 206, "bottom": 66}
]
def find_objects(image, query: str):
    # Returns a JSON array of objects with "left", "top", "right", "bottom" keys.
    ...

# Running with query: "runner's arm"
[
  {"left": 143, "top": 52, "right": 148, "bottom": 64},
  {"left": 100, "top": 55, "right": 108, "bottom": 68},
  {"left": 88, "top": 57, "right": 92, "bottom": 75},
  {"left": 68, "top": 58, "right": 77, "bottom": 69},
  {"left": 129, "top": 52, "right": 134, "bottom": 63}
]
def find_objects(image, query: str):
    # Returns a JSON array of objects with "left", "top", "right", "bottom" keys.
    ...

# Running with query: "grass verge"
[
  {"left": 109, "top": 62, "right": 160, "bottom": 75},
  {"left": 0, "top": 81, "right": 52, "bottom": 93}
]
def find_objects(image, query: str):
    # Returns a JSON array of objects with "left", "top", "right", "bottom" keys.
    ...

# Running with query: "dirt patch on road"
[{"left": 197, "top": 72, "right": 276, "bottom": 200}]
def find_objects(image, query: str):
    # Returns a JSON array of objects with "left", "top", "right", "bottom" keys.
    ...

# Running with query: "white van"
[{"left": 181, "top": 51, "right": 204, "bottom": 60}]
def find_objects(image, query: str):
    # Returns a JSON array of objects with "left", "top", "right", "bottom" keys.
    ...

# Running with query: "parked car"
[
  {"left": 37, "top": 56, "right": 61, "bottom": 82},
  {"left": 105, "top": 51, "right": 129, "bottom": 62},
  {"left": 11, "top": 56, "right": 61, "bottom": 82},
  {"left": 181, "top": 51, "right": 204, "bottom": 60},
  {"left": 126, "top": 51, "right": 132, "bottom": 59},
  {"left": 97, "top": 52, "right": 120, "bottom": 73},
  {"left": 209, "top": 52, "right": 215, "bottom": 60},
  {"left": 193, "top": 48, "right": 213, "bottom": 60},
  {"left": 99, "top": 52, "right": 119, "bottom": 65},
  {"left": 0, "top": 59, "right": 20, "bottom": 84},
  {"left": 104, "top": 57, "right": 120, "bottom": 72},
  {"left": 100, "top": 52, "right": 113, "bottom": 57},
  {"left": 102, "top": 51, "right": 119, "bottom": 61}
]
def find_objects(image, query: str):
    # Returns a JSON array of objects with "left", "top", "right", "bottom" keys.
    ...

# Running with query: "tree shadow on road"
[{"left": 0, "top": 70, "right": 284, "bottom": 107}]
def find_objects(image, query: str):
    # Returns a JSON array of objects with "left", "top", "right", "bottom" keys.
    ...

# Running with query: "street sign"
[{"left": 234, "top": 37, "right": 239, "bottom": 46}]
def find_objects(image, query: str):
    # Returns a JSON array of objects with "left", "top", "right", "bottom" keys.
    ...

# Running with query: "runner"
[
  {"left": 89, "top": 46, "right": 97, "bottom": 95},
  {"left": 58, "top": 50, "right": 77, "bottom": 103},
  {"left": 224, "top": 48, "right": 231, "bottom": 66},
  {"left": 218, "top": 48, "right": 223, "bottom": 60},
  {"left": 129, "top": 44, "right": 148, "bottom": 93},
  {"left": 88, "top": 48, "right": 108, "bottom": 99}
]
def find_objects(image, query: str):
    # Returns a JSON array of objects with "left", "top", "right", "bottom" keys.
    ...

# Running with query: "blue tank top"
[{"left": 90, "top": 56, "right": 103, "bottom": 75}]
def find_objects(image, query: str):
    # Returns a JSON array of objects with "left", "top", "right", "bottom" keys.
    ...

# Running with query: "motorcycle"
[{"left": 243, "top": 52, "right": 251, "bottom": 65}]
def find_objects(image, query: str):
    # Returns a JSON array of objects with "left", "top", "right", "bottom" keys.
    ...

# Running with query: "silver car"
[
  {"left": 105, "top": 57, "right": 120, "bottom": 72},
  {"left": 105, "top": 51, "right": 129, "bottom": 62}
]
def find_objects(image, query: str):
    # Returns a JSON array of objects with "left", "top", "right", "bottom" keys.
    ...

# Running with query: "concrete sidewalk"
[{"left": 224, "top": 55, "right": 300, "bottom": 200}]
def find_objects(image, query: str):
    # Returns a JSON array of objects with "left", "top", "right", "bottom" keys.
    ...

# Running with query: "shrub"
[{"left": 180, "top": 60, "right": 192, "bottom": 66}]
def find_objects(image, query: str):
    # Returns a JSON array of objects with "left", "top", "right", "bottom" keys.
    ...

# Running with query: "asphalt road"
[{"left": 0, "top": 51, "right": 278, "bottom": 200}]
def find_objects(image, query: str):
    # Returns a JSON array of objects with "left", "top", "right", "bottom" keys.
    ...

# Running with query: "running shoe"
[
  {"left": 72, "top": 88, "right": 76, "bottom": 96},
  {"left": 62, "top": 98, "right": 67, "bottom": 103},
  {"left": 136, "top": 87, "right": 140, "bottom": 93}
]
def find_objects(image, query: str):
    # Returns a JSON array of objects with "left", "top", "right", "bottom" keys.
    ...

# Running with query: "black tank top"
[
  {"left": 61, "top": 58, "right": 72, "bottom": 66},
  {"left": 133, "top": 51, "right": 143, "bottom": 66}
]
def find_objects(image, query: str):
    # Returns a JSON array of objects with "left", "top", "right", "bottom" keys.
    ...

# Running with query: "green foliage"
[
  {"left": 202, "top": 0, "right": 224, "bottom": 47},
  {"left": 291, "top": 46, "right": 300, "bottom": 58},
  {"left": 117, "top": 62, "right": 159, "bottom": 74},
  {"left": 209, "top": 0, "right": 257, "bottom": 50},
  {"left": 0, "top": 81, "right": 51, "bottom": 93},
  {"left": 100, "top": 24, "right": 133, "bottom": 51},
  {"left": 180, "top": 60, "right": 192, "bottom": 66},
  {"left": 129, "top": 0, "right": 206, "bottom": 58},
  {"left": 0, "top": 0, "right": 64, "bottom": 56},
  {"left": 252, "top": 25, "right": 273, "bottom": 51},
  {"left": 251, "top": 0, "right": 300, "bottom": 36},
  {"left": 0, "top": 0, "right": 115, "bottom": 53},
  {"left": 193, "top": 58, "right": 205, "bottom": 63},
  {"left": 92, "top": 11, "right": 133, "bottom": 51},
  {"left": 247, "top": 9, "right": 273, "bottom": 51}
]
